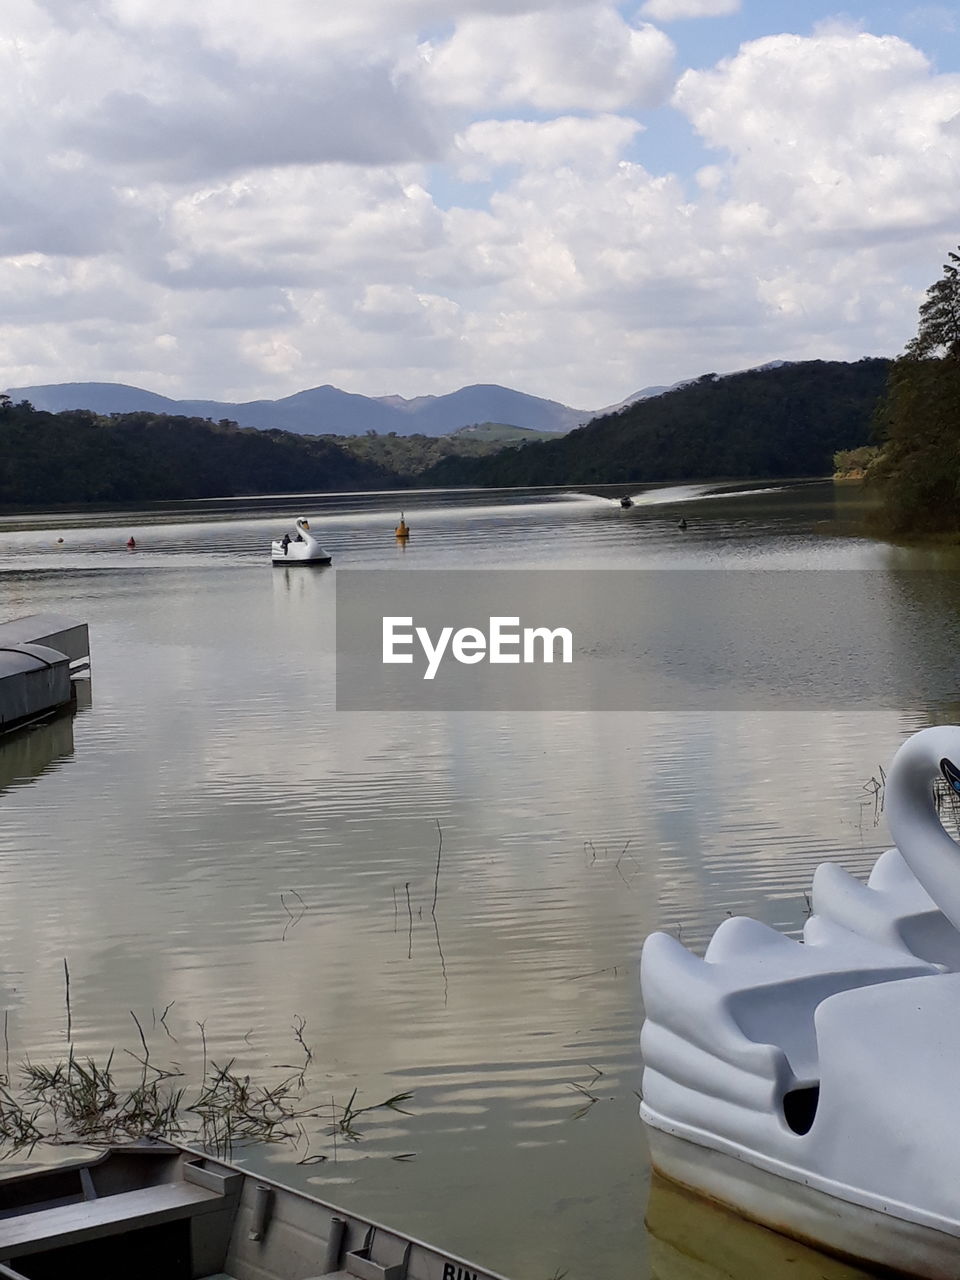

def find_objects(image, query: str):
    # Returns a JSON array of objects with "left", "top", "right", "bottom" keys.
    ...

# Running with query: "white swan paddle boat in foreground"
[
  {"left": 640, "top": 726, "right": 960, "bottom": 1279},
  {"left": 271, "top": 518, "right": 332, "bottom": 565},
  {"left": 0, "top": 1139, "right": 509, "bottom": 1280}
]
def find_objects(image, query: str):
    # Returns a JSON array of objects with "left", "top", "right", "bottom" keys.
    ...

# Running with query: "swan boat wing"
[{"left": 639, "top": 725, "right": 960, "bottom": 1277}]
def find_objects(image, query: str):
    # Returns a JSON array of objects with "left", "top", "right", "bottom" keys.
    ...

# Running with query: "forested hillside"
[
  {"left": 0, "top": 399, "right": 401, "bottom": 504},
  {"left": 868, "top": 248, "right": 960, "bottom": 536},
  {"left": 328, "top": 426, "right": 524, "bottom": 475},
  {"left": 0, "top": 359, "right": 893, "bottom": 507},
  {"left": 420, "top": 360, "right": 890, "bottom": 487}
]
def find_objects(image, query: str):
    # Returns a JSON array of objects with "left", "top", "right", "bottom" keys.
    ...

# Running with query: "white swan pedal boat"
[
  {"left": 0, "top": 1139, "right": 509, "bottom": 1280},
  {"left": 640, "top": 726, "right": 960, "bottom": 1279},
  {"left": 271, "top": 518, "right": 332, "bottom": 565}
]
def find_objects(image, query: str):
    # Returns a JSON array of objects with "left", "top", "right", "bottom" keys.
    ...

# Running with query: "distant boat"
[
  {"left": 619, "top": 496, "right": 634, "bottom": 509},
  {"left": 272, "top": 517, "right": 332, "bottom": 565},
  {"left": 0, "top": 1139, "right": 509, "bottom": 1280}
]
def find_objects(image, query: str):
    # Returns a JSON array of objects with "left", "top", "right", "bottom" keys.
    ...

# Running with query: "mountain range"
[
  {"left": 5, "top": 380, "right": 589, "bottom": 438},
  {"left": 4, "top": 363, "right": 790, "bottom": 439},
  {"left": 1, "top": 359, "right": 887, "bottom": 505},
  {"left": 421, "top": 359, "right": 888, "bottom": 488}
]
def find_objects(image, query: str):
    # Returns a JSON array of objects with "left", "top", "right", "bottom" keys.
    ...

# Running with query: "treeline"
[
  {"left": 325, "top": 428, "right": 515, "bottom": 476},
  {"left": 869, "top": 358, "right": 960, "bottom": 534},
  {"left": 0, "top": 400, "right": 402, "bottom": 504},
  {"left": 834, "top": 446, "right": 881, "bottom": 479},
  {"left": 0, "top": 357, "right": 907, "bottom": 508},
  {"left": 419, "top": 360, "right": 890, "bottom": 488},
  {"left": 867, "top": 248, "right": 960, "bottom": 536}
]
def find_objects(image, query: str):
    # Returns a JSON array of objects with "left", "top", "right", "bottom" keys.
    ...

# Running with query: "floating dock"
[{"left": 0, "top": 614, "right": 90, "bottom": 736}]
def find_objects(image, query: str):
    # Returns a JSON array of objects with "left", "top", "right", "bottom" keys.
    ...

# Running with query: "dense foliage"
[
  {"left": 869, "top": 247, "right": 960, "bottom": 536},
  {"left": 833, "top": 446, "right": 881, "bottom": 479},
  {"left": 0, "top": 359, "right": 896, "bottom": 507},
  {"left": 0, "top": 400, "right": 402, "bottom": 504},
  {"left": 419, "top": 360, "right": 890, "bottom": 488},
  {"left": 869, "top": 358, "right": 960, "bottom": 534},
  {"left": 905, "top": 249, "right": 960, "bottom": 360},
  {"left": 325, "top": 426, "right": 528, "bottom": 476}
]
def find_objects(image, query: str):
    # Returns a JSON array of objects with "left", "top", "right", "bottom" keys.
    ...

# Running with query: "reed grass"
[{"left": 0, "top": 1013, "right": 414, "bottom": 1161}]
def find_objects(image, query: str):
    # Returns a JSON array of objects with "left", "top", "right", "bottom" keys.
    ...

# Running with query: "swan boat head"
[
  {"left": 883, "top": 725, "right": 960, "bottom": 934},
  {"left": 806, "top": 726, "right": 960, "bottom": 970}
]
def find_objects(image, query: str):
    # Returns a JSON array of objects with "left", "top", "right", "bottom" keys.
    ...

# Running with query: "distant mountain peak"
[
  {"left": 5, "top": 379, "right": 585, "bottom": 438},
  {"left": 5, "top": 362, "right": 793, "bottom": 439}
]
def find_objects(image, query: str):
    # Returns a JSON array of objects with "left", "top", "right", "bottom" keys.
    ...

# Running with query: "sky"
[{"left": 4, "top": 1, "right": 960, "bottom": 411}]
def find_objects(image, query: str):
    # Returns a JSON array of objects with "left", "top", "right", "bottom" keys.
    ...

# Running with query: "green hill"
[
  {"left": 419, "top": 360, "right": 891, "bottom": 487},
  {"left": 0, "top": 361, "right": 894, "bottom": 506},
  {"left": 323, "top": 421, "right": 559, "bottom": 476},
  {"left": 0, "top": 400, "right": 402, "bottom": 505},
  {"left": 450, "top": 422, "right": 563, "bottom": 442}
]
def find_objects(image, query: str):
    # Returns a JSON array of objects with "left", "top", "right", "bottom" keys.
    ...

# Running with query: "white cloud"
[
  {"left": 3, "top": 2, "right": 446, "bottom": 188},
  {"left": 674, "top": 31, "right": 960, "bottom": 239},
  {"left": 419, "top": 6, "right": 675, "bottom": 111},
  {"left": 4, "top": 4, "right": 960, "bottom": 409},
  {"left": 68, "top": 64, "right": 445, "bottom": 182},
  {"left": 103, "top": 0, "right": 627, "bottom": 50},
  {"left": 353, "top": 285, "right": 463, "bottom": 338},
  {"left": 639, "top": 0, "right": 739, "bottom": 20},
  {"left": 455, "top": 115, "right": 642, "bottom": 180}
]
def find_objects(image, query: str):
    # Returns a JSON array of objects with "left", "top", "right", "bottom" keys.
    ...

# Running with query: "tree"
[
  {"left": 834, "top": 445, "right": 880, "bottom": 479},
  {"left": 869, "top": 358, "right": 960, "bottom": 533},
  {"left": 0, "top": 402, "right": 406, "bottom": 504},
  {"left": 869, "top": 246, "right": 960, "bottom": 534},
  {"left": 905, "top": 247, "right": 960, "bottom": 360}
]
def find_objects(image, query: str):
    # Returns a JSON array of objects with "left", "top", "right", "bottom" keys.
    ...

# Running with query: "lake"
[{"left": 0, "top": 478, "right": 958, "bottom": 1280}]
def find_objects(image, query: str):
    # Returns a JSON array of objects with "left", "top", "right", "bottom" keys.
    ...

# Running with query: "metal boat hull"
[{"left": 0, "top": 1142, "right": 508, "bottom": 1280}]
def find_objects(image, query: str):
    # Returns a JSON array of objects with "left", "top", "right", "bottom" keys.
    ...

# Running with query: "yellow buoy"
[{"left": 395, "top": 513, "right": 410, "bottom": 539}]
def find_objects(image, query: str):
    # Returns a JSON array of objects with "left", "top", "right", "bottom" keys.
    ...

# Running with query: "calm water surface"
[{"left": 0, "top": 480, "right": 957, "bottom": 1280}]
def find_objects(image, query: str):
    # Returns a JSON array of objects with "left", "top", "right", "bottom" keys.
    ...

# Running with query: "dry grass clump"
[{"left": 0, "top": 1010, "right": 412, "bottom": 1161}]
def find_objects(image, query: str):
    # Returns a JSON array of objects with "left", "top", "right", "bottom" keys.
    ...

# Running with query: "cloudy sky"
[{"left": 4, "top": 0, "right": 960, "bottom": 410}]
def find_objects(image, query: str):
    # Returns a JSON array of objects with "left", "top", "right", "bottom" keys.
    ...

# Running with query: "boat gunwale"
[{"left": 0, "top": 1140, "right": 513, "bottom": 1280}]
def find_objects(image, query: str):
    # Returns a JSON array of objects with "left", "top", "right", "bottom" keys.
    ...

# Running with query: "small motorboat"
[
  {"left": 0, "top": 1139, "right": 510, "bottom": 1280},
  {"left": 619, "top": 496, "right": 634, "bottom": 509},
  {"left": 271, "top": 517, "right": 332, "bottom": 565},
  {"left": 639, "top": 725, "right": 960, "bottom": 1279}
]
